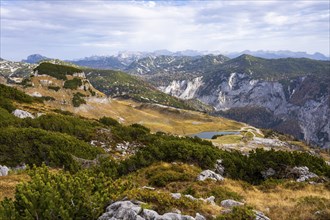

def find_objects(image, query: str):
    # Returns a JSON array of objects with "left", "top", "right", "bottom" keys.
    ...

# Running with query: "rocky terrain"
[
  {"left": 0, "top": 60, "right": 329, "bottom": 220},
  {"left": 127, "top": 55, "right": 330, "bottom": 148}
]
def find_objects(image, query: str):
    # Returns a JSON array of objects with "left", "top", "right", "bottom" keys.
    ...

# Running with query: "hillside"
[
  {"left": 127, "top": 55, "right": 330, "bottom": 148},
  {"left": 0, "top": 83, "right": 329, "bottom": 219},
  {"left": 85, "top": 68, "right": 193, "bottom": 110},
  {"left": 0, "top": 61, "right": 330, "bottom": 220}
]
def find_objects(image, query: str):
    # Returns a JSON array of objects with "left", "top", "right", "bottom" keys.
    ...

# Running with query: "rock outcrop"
[
  {"left": 289, "top": 166, "right": 318, "bottom": 182},
  {"left": 12, "top": 109, "right": 35, "bottom": 119},
  {"left": 220, "top": 199, "right": 244, "bottom": 208},
  {"left": 170, "top": 193, "right": 216, "bottom": 205},
  {"left": 141, "top": 55, "right": 330, "bottom": 149},
  {"left": 98, "top": 200, "right": 206, "bottom": 220},
  {"left": 197, "top": 170, "right": 224, "bottom": 181},
  {"left": 215, "top": 159, "right": 225, "bottom": 175},
  {"left": 254, "top": 210, "right": 271, "bottom": 220},
  {"left": 220, "top": 199, "right": 270, "bottom": 220},
  {"left": 261, "top": 168, "right": 276, "bottom": 179}
]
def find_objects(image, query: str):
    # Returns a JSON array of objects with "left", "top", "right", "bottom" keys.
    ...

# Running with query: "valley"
[{"left": 0, "top": 58, "right": 329, "bottom": 220}]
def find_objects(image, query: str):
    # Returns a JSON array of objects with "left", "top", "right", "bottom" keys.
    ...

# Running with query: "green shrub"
[
  {"left": 40, "top": 96, "right": 56, "bottom": 101},
  {"left": 125, "top": 188, "right": 201, "bottom": 215},
  {"left": 216, "top": 205, "right": 255, "bottom": 220},
  {"left": 64, "top": 78, "right": 82, "bottom": 89},
  {"left": 20, "top": 113, "right": 98, "bottom": 141},
  {"left": 99, "top": 116, "right": 120, "bottom": 127},
  {"left": 34, "top": 63, "right": 82, "bottom": 80},
  {"left": 208, "top": 186, "right": 243, "bottom": 203},
  {"left": 148, "top": 170, "right": 191, "bottom": 187},
  {"left": 0, "top": 84, "right": 36, "bottom": 103},
  {"left": 72, "top": 92, "right": 86, "bottom": 107},
  {"left": 0, "top": 107, "right": 19, "bottom": 127},
  {"left": 0, "top": 96, "right": 15, "bottom": 113},
  {"left": 0, "top": 165, "right": 131, "bottom": 220},
  {"left": 52, "top": 109, "right": 74, "bottom": 115},
  {"left": 0, "top": 127, "right": 103, "bottom": 170},
  {"left": 48, "top": 86, "right": 60, "bottom": 91}
]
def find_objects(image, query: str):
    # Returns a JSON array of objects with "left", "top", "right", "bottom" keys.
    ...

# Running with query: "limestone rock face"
[
  {"left": 12, "top": 109, "right": 35, "bottom": 119},
  {"left": 98, "top": 200, "right": 206, "bottom": 220},
  {"left": 215, "top": 159, "right": 225, "bottom": 175},
  {"left": 289, "top": 166, "right": 318, "bottom": 182},
  {"left": 197, "top": 170, "right": 224, "bottom": 181}
]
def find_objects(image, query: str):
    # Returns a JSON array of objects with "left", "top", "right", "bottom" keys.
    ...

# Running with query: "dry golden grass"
[
  {"left": 15, "top": 75, "right": 246, "bottom": 136},
  {"left": 0, "top": 173, "right": 30, "bottom": 201},
  {"left": 124, "top": 162, "right": 330, "bottom": 220},
  {"left": 62, "top": 98, "right": 246, "bottom": 135},
  {"left": 1, "top": 162, "right": 329, "bottom": 220},
  {"left": 222, "top": 179, "right": 330, "bottom": 220},
  {"left": 211, "top": 135, "right": 243, "bottom": 145}
]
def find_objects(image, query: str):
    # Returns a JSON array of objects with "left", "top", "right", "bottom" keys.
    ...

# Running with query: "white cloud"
[{"left": 0, "top": 0, "right": 329, "bottom": 60}]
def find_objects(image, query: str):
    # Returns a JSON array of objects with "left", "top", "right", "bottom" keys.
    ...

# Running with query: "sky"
[{"left": 1, "top": 0, "right": 329, "bottom": 61}]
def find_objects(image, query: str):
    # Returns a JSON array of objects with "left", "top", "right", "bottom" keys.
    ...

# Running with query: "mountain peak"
[{"left": 22, "top": 54, "right": 50, "bottom": 64}]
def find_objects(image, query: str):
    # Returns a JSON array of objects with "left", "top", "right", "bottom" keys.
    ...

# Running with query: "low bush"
[
  {"left": 125, "top": 188, "right": 201, "bottom": 215},
  {"left": 0, "top": 127, "right": 103, "bottom": 171},
  {"left": 72, "top": 92, "right": 86, "bottom": 107},
  {"left": 0, "top": 165, "right": 131, "bottom": 220},
  {"left": 0, "top": 84, "right": 37, "bottom": 103},
  {"left": 99, "top": 116, "right": 120, "bottom": 127},
  {"left": 48, "top": 86, "right": 60, "bottom": 91},
  {"left": 34, "top": 63, "right": 82, "bottom": 80},
  {"left": 64, "top": 78, "right": 82, "bottom": 89},
  {"left": 216, "top": 205, "right": 255, "bottom": 220}
]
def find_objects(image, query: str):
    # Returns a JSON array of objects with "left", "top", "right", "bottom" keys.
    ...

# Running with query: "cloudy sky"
[{"left": 1, "top": 0, "right": 329, "bottom": 60}]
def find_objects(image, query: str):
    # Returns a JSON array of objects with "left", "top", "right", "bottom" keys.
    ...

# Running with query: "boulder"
[
  {"left": 184, "top": 194, "right": 197, "bottom": 201},
  {"left": 0, "top": 165, "right": 9, "bottom": 176},
  {"left": 261, "top": 168, "right": 276, "bottom": 179},
  {"left": 12, "top": 109, "right": 34, "bottom": 119},
  {"left": 197, "top": 170, "right": 224, "bottom": 181},
  {"left": 31, "top": 91, "right": 42, "bottom": 97},
  {"left": 215, "top": 159, "right": 225, "bottom": 175},
  {"left": 289, "top": 166, "right": 318, "bottom": 182},
  {"left": 254, "top": 210, "right": 271, "bottom": 220},
  {"left": 98, "top": 200, "right": 206, "bottom": 220},
  {"left": 157, "top": 213, "right": 194, "bottom": 220},
  {"left": 220, "top": 199, "right": 244, "bottom": 208},
  {"left": 171, "top": 193, "right": 182, "bottom": 199},
  {"left": 205, "top": 196, "right": 216, "bottom": 205},
  {"left": 195, "top": 213, "right": 206, "bottom": 220}
]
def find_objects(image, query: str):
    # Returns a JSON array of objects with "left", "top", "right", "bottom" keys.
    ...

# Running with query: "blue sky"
[{"left": 1, "top": 0, "right": 329, "bottom": 60}]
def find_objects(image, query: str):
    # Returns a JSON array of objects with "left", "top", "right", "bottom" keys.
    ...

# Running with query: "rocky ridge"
[{"left": 128, "top": 55, "right": 330, "bottom": 148}]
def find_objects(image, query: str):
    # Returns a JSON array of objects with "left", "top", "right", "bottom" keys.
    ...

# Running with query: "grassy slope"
[
  {"left": 64, "top": 98, "right": 244, "bottom": 135},
  {"left": 86, "top": 69, "right": 192, "bottom": 109},
  {"left": 1, "top": 83, "right": 329, "bottom": 220},
  {"left": 3, "top": 162, "right": 328, "bottom": 220},
  {"left": 8, "top": 74, "right": 245, "bottom": 135}
]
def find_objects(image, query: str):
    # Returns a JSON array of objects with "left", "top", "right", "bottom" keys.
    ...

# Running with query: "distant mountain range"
[
  {"left": 225, "top": 50, "right": 330, "bottom": 60},
  {"left": 20, "top": 50, "right": 329, "bottom": 69}
]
